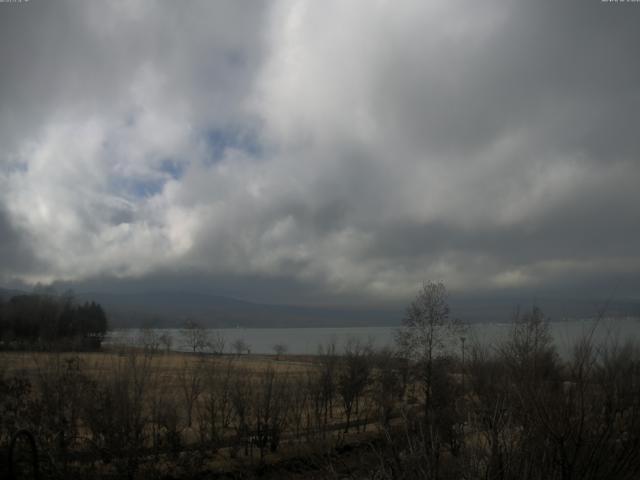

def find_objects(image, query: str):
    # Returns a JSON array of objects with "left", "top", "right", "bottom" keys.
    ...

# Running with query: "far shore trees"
[{"left": 0, "top": 292, "right": 108, "bottom": 350}]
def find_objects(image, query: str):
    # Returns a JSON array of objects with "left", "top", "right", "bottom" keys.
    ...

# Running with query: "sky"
[{"left": 1, "top": 0, "right": 639, "bottom": 306}]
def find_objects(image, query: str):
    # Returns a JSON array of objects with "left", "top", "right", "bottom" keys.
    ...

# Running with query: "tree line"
[{"left": 0, "top": 293, "right": 108, "bottom": 350}]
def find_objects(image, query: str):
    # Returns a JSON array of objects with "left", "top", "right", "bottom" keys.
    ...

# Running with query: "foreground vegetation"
[{"left": 1, "top": 284, "right": 640, "bottom": 479}]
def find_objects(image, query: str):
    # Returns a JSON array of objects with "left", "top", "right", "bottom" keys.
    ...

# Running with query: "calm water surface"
[{"left": 106, "top": 317, "right": 640, "bottom": 357}]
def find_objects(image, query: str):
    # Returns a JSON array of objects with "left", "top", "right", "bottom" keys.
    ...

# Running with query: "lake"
[{"left": 105, "top": 317, "right": 640, "bottom": 358}]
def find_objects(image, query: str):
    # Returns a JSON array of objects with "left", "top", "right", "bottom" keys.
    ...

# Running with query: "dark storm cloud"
[
  {"left": 0, "top": 0, "right": 639, "bottom": 304},
  {"left": 375, "top": 1, "right": 640, "bottom": 161},
  {"left": 54, "top": 270, "right": 339, "bottom": 307},
  {"left": 0, "top": 206, "right": 44, "bottom": 277}
]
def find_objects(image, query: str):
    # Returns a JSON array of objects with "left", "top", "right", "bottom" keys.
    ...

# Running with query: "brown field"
[
  {"left": 1, "top": 347, "right": 392, "bottom": 478},
  {"left": 0, "top": 349, "right": 317, "bottom": 378}
]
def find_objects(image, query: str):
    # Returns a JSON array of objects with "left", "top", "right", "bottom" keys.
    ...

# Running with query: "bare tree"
[
  {"left": 338, "top": 338, "right": 372, "bottom": 432},
  {"left": 181, "top": 319, "right": 210, "bottom": 354},
  {"left": 149, "top": 384, "right": 182, "bottom": 456},
  {"left": 139, "top": 327, "right": 160, "bottom": 354},
  {"left": 198, "top": 358, "right": 235, "bottom": 448},
  {"left": 317, "top": 340, "right": 338, "bottom": 434},
  {"left": 251, "top": 367, "right": 289, "bottom": 457},
  {"left": 394, "top": 281, "right": 464, "bottom": 478},
  {"left": 306, "top": 369, "right": 325, "bottom": 438},
  {"left": 210, "top": 330, "right": 226, "bottom": 355},
  {"left": 396, "top": 281, "right": 462, "bottom": 421},
  {"left": 158, "top": 331, "right": 173, "bottom": 353},
  {"left": 232, "top": 338, "right": 249, "bottom": 356},
  {"left": 82, "top": 352, "right": 154, "bottom": 479},
  {"left": 177, "top": 358, "right": 205, "bottom": 428},
  {"left": 372, "top": 347, "right": 403, "bottom": 428},
  {"left": 273, "top": 343, "right": 288, "bottom": 360},
  {"left": 499, "top": 305, "right": 558, "bottom": 384},
  {"left": 229, "top": 368, "right": 254, "bottom": 457},
  {"left": 287, "top": 373, "right": 310, "bottom": 442}
]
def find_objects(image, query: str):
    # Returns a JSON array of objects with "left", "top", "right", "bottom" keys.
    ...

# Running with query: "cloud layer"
[{"left": 1, "top": 0, "right": 639, "bottom": 304}]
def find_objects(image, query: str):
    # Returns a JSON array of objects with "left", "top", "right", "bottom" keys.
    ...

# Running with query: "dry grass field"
[
  {"left": 0, "top": 349, "right": 316, "bottom": 379},
  {"left": 1, "top": 346, "right": 396, "bottom": 479}
]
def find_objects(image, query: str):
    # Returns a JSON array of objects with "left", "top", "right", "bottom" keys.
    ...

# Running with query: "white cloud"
[{"left": 1, "top": 0, "right": 640, "bottom": 302}]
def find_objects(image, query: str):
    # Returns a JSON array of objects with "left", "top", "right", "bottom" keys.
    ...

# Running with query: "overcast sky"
[{"left": 1, "top": 0, "right": 639, "bottom": 306}]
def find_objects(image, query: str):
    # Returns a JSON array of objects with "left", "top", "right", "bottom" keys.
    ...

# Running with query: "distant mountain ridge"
[
  {"left": 76, "top": 290, "right": 400, "bottom": 328},
  {"left": 2, "top": 287, "right": 639, "bottom": 328}
]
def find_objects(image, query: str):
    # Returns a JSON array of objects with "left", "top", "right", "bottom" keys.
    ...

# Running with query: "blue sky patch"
[{"left": 204, "top": 127, "right": 262, "bottom": 164}]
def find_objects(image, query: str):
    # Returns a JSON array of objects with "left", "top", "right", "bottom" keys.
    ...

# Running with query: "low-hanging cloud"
[{"left": 1, "top": 0, "right": 639, "bottom": 304}]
